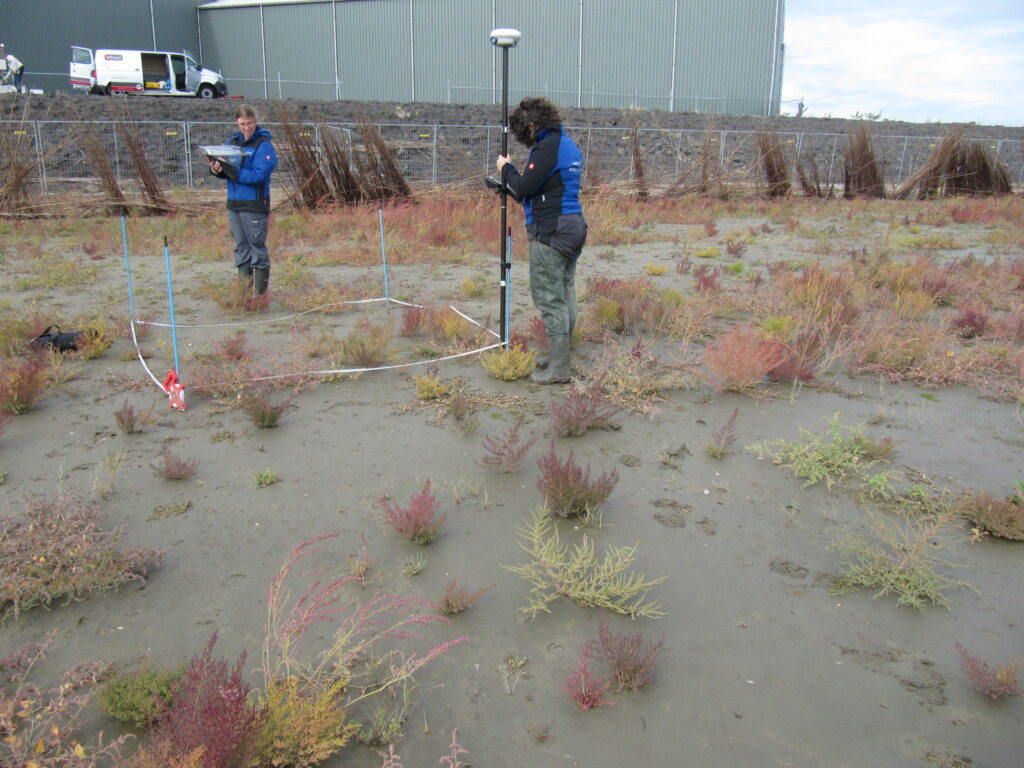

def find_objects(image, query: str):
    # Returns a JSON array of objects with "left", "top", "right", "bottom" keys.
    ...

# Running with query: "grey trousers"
[
  {"left": 529, "top": 239, "right": 577, "bottom": 337},
  {"left": 227, "top": 209, "right": 270, "bottom": 270}
]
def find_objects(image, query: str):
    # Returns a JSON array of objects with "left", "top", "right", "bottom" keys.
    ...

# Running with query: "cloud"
[{"left": 782, "top": 15, "right": 1024, "bottom": 124}]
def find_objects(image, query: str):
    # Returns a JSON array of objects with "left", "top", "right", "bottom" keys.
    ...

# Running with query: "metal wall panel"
[
  {"left": 582, "top": 0, "right": 676, "bottom": 111},
  {"left": 410, "top": 0, "right": 493, "bottom": 105},
  {"left": 335, "top": 0, "right": 413, "bottom": 102},
  {"left": 198, "top": 6, "right": 265, "bottom": 97},
  {"left": 264, "top": 3, "right": 336, "bottom": 99},
  {"left": 492, "top": 0, "right": 580, "bottom": 108}
]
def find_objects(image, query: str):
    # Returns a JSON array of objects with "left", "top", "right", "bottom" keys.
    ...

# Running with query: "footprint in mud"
[
  {"left": 651, "top": 498, "right": 690, "bottom": 528},
  {"left": 697, "top": 517, "right": 717, "bottom": 535},
  {"left": 769, "top": 560, "right": 809, "bottom": 579},
  {"left": 834, "top": 644, "right": 947, "bottom": 707}
]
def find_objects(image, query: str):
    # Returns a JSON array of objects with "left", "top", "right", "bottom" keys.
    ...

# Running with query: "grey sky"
[{"left": 782, "top": 0, "right": 1024, "bottom": 125}]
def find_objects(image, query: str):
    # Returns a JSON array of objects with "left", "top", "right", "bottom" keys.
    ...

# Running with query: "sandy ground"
[{"left": 1, "top": 203, "right": 1023, "bottom": 767}]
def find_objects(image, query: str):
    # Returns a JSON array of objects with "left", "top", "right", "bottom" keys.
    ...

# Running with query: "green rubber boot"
[
  {"left": 530, "top": 334, "right": 570, "bottom": 384},
  {"left": 253, "top": 267, "right": 270, "bottom": 296}
]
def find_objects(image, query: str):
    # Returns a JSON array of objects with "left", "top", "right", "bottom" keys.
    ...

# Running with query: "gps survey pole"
[{"left": 490, "top": 27, "right": 521, "bottom": 347}]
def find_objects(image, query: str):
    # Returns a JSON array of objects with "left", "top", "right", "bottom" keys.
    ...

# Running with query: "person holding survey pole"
[{"left": 496, "top": 96, "right": 587, "bottom": 384}]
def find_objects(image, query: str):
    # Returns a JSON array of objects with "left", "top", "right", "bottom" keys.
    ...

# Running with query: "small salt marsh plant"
[
  {"left": 957, "top": 485, "right": 1024, "bottom": 541},
  {"left": 98, "top": 666, "right": 183, "bottom": 728},
  {"left": 255, "top": 469, "right": 280, "bottom": 489},
  {"left": 0, "top": 491, "right": 164, "bottom": 620},
  {"left": 413, "top": 370, "right": 450, "bottom": 399},
  {"left": 706, "top": 407, "right": 738, "bottom": 460},
  {"left": 438, "top": 580, "right": 485, "bottom": 615},
  {"left": 379, "top": 479, "right": 447, "bottom": 544},
  {"left": 478, "top": 414, "right": 538, "bottom": 473},
  {"left": 460, "top": 274, "right": 489, "bottom": 300},
  {"left": 504, "top": 507, "right": 666, "bottom": 618},
  {"left": 240, "top": 386, "right": 294, "bottom": 428},
  {"left": 536, "top": 443, "right": 619, "bottom": 523},
  {"left": 0, "top": 352, "right": 49, "bottom": 414},
  {"left": 954, "top": 641, "right": 1022, "bottom": 699},
  {"left": 828, "top": 506, "right": 973, "bottom": 610},
  {"left": 400, "top": 552, "right": 427, "bottom": 577},
  {"left": 750, "top": 412, "right": 894, "bottom": 491},
  {"left": 584, "top": 611, "right": 664, "bottom": 692},
  {"left": 151, "top": 444, "right": 200, "bottom": 480},
  {"left": 549, "top": 382, "right": 621, "bottom": 437},
  {"left": 562, "top": 652, "right": 614, "bottom": 710},
  {"left": 114, "top": 398, "right": 156, "bottom": 434},
  {"left": 341, "top": 318, "right": 394, "bottom": 368},
  {"left": 481, "top": 345, "right": 536, "bottom": 381}
]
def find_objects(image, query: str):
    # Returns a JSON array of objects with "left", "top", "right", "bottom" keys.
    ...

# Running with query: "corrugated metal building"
[
  {"left": 198, "top": 0, "right": 784, "bottom": 114},
  {"left": 2, "top": 0, "right": 784, "bottom": 116},
  {"left": 1, "top": 0, "right": 204, "bottom": 93}
]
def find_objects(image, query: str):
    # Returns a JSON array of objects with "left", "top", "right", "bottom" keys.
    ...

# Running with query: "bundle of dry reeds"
[
  {"left": 843, "top": 127, "right": 885, "bottom": 199},
  {"left": 629, "top": 115, "right": 649, "bottom": 199},
  {"left": 75, "top": 120, "right": 128, "bottom": 216},
  {"left": 0, "top": 98, "right": 40, "bottom": 215},
  {"left": 275, "top": 104, "right": 331, "bottom": 209},
  {"left": 756, "top": 128, "right": 790, "bottom": 197},
  {"left": 356, "top": 117, "right": 412, "bottom": 203},
  {"left": 895, "top": 130, "right": 1012, "bottom": 199},
  {"left": 794, "top": 147, "right": 826, "bottom": 197},
  {"left": 109, "top": 97, "right": 169, "bottom": 213}
]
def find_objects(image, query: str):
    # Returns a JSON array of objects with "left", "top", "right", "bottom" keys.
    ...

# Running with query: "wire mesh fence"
[{"left": 5, "top": 119, "right": 1024, "bottom": 200}]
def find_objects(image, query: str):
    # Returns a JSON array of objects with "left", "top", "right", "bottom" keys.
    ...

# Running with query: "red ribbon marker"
[{"left": 162, "top": 370, "right": 187, "bottom": 411}]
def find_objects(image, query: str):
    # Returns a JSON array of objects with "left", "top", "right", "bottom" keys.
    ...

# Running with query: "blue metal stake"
[
  {"left": 378, "top": 205, "right": 390, "bottom": 304},
  {"left": 163, "top": 236, "right": 181, "bottom": 378},
  {"left": 121, "top": 216, "right": 137, "bottom": 320}
]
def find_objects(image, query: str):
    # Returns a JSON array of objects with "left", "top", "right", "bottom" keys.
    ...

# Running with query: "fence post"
[
  {"left": 825, "top": 135, "right": 839, "bottom": 192},
  {"left": 112, "top": 122, "right": 122, "bottom": 181},
  {"left": 431, "top": 125, "right": 438, "bottom": 184},
  {"left": 183, "top": 122, "right": 193, "bottom": 190},
  {"left": 895, "top": 136, "right": 909, "bottom": 185}
]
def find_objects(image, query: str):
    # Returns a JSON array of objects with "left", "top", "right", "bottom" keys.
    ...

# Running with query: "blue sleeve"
[{"left": 236, "top": 141, "right": 277, "bottom": 187}]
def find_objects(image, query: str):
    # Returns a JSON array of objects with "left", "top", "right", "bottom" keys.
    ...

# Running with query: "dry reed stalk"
[
  {"left": 896, "top": 130, "right": 1012, "bottom": 199},
  {"left": 628, "top": 114, "right": 649, "bottom": 199},
  {"left": 318, "top": 120, "right": 363, "bottom": 204},
  {"left": 756, "top": 127, "right": 790, "bottom": 197},
  {"left": 108, "top": 97, "right": 169, "bottom": 213},
  {"left": 843, "top": 127, "right": 885, "bottom": 199}
]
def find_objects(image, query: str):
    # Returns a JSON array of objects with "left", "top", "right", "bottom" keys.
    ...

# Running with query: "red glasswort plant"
[
  {"left": 0, "top": 351, "right": 49, "bottom": 414},
  {"left": 536, "top": 443, "right": 619, "bottom": 520},
  {"left": 955, "top": 641, "right": 1022, "bottom": 699},
  {"left": 439, "top": 580, "right": 486, "bottom": 615},
  {"left": 586, "top": 611, "right": 665, "bottom": 691},
  {"left": 379, "top": 479, "right": 447, "bottom": 543},
  {"left": 705, "top": 324, "right": 781, "bottom": 391},
  {"left": 145, "top": 631, "right": 264, "bottom": 768},
  {"left": 550, "top": 382, "right": 621, "bottom": 437},
  {"left": 478, "top": 415, "right": 538, "bottom": 472},
  {"left": 562, "top": 652, "right": 614, "bottom": 710}
]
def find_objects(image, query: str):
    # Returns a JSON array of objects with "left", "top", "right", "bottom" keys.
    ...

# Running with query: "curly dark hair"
[{"left": 508, "top": 97, "right": 562, "bottom": 146}]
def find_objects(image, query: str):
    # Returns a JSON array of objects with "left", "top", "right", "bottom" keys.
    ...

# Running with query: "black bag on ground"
[{"left": 31, "top": 325, "right": 83, "bottom": 352}]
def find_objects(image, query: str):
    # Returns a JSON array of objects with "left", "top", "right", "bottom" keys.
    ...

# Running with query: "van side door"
[
  {"left": 185, "top": 53, "right": 201, "bottom": 94},
  {"left": 69, "top": 46, "right": 95, "bottom": 91}
]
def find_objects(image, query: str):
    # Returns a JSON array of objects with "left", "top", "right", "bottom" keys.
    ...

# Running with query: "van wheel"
[{"left": 197, "top": 84, "right": 216, "bottom": 100}]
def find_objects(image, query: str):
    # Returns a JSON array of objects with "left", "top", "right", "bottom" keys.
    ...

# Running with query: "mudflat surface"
[{"left": 0, "top": 194, "right": 1022, "bottom": 767}]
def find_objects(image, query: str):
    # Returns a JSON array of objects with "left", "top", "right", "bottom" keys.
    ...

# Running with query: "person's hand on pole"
[{"left": 496, "top": 154, "right": 511, "bottom": 173}]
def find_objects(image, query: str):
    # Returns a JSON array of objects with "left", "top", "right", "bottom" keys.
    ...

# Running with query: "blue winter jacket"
[
  {"left": 501, "top": 126, "right": 583, "bottom": 226},
  {"left": 218, "top": 126, "right": 277, "bottom": 213}
]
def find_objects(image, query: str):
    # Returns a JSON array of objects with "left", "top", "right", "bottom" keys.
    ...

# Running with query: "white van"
[{"left": 70, "top": 46, "right": 227, "bottom": 99}]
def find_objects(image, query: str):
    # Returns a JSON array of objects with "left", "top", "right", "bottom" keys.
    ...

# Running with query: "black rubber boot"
[
  {"left": 237, "top": 265, "right": 254, "bottom": 282},
  {"left": 530, "top": 334, "right": 571, "bottom": 384},
  {"left": 535, "top": 321, "right": 573, "bottom": 371},
  {"left": 253, "top": 267, "right": 270, "bottom": 296}
]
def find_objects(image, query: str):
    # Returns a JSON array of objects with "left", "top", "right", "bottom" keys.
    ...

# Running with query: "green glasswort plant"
[
  {"left": 828, "top": 506, "right": 974, "bottom": 610},
  {"left": 503, "top": 507, "right": 666, "bottom": 619},
  {"left": 255, "top": 469, "right": 280, "bottom": 489},
  {"left": 750, "top": 412, "right": 893, "bottom": 490}
]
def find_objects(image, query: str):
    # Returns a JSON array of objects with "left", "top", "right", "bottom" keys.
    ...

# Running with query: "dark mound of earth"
[{"left": 9, "top": 92, "right": 1024, "bottom": 141}]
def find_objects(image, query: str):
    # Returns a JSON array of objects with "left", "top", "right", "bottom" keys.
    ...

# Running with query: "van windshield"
[{"left": 72, "top": 49, "right": 92, "bottom": 64}]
